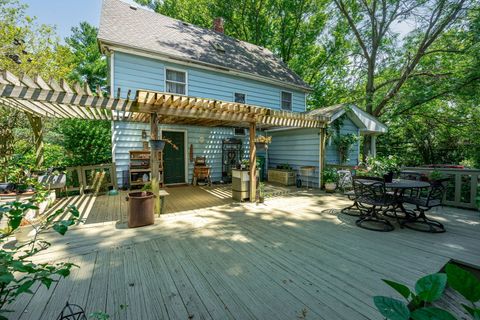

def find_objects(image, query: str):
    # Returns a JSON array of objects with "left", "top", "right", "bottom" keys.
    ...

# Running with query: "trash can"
[{"left": 126, "top": 191, "right": 155, "bottom": 228}]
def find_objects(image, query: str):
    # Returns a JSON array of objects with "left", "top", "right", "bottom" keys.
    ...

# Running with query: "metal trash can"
[{"left": 126, "top": 191, "right": 155, "bottom": 228}]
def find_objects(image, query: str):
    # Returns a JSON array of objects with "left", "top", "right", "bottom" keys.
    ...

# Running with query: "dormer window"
[
  {"left": 281, "top": 91, "right": 292, "bottom": 111},
  {"left": 210, "top": 41, "right": 225, "bottom": 54},
  {"left": 165, "top": 68, "right": 187, "bottom": 95}
]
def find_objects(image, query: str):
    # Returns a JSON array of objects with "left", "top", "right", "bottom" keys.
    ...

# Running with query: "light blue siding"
[
  {"left": 113, "top": 121, "right": 248, "bottom": 187},
  {"left": 267, "top": 128, "right": 321, "bottom": 187},
  {"left": 326, "top": 117, "right": 360, "bottom": 166},
  {"left": 113, "top": 51, "right": 306, "bottom": 112}
]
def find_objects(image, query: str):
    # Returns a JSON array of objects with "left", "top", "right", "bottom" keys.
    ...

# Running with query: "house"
[{"left": 97, "top": 0, "right": 385, "bottom": 188}]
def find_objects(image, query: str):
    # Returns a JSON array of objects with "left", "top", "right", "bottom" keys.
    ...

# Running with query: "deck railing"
[
  {"left": 64, "top": 163, "right": 117, "bottom": 195},
  {"left": 403, "top": 167, "right": 480, "bottom": 210}
]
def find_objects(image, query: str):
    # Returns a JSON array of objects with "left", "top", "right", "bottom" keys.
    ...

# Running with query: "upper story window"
[
  {"left": 234, "top": 92, "right": 246, "bottom": 104},
  {"left": 165, "top": 68, "right": 187, "bottom": 95},
  {"left": 281, "top": 91, "right": 292, "bottom": 111}
]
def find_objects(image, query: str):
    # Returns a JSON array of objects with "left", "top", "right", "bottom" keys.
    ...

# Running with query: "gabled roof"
[
  {"left": 307, "top": 104, "right": 387, "bottom": 135},
  {"left": 98, "top": 0, "right": 311, "bottom": 92}
]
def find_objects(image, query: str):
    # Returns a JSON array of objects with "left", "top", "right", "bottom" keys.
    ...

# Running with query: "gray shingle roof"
[{"left": 98, "top": 0, "right": 311, "bottom": 91}]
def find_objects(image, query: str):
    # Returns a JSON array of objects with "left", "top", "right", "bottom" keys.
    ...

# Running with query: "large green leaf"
[
  {"left": 383, "top": 279, "right": 412, "bottom": 300},
  {"left": 445, "top": 263, "right": 480, "bottom": 303},
  {"left": 415, "top": 273, "right": 447, "bottom": 302},
  {"left": 411, "top": 307, "right": 456, "bottom": 320},
  {"left": 373, "top": 296, "right": 410, "bottom": 320}
]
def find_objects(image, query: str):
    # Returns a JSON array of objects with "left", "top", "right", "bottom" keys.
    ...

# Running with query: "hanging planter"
[
  {"left": 254, "top": 135, "right": 272, "bottom": 151},
  {"left": 150, "top": 138, "right": 179, "bottom": 151},
  {"left": 150, "top": 139, "right": 166, "bottom": 151}
]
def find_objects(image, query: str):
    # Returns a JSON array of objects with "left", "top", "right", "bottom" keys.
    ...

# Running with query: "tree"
[
  {"left": 332, "top": 0, "right": 473, "bottom": 155},
  {"left": 65, "top": 22, "right": 107, "bottom": 91}
]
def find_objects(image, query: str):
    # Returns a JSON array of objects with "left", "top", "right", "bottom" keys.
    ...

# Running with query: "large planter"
[
  {"left": 325, "top": 182, "right": 337, "bottom": 193},
  {"left": 127, "top": 191, "right": 155, "bottom": 228},
  {"left": 150, "top": 139, "right": 166, "bottom": 151},
  {"left": 267, "top": 169, "right": 295, "bottom": 186}
]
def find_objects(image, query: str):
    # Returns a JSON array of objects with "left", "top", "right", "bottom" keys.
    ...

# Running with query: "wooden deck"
[
  {"left": 48, "top": 184, "right": 298, "bottom": 225},
  {"left": 9, "top": 191, "right": 480, "bottom": 320}
]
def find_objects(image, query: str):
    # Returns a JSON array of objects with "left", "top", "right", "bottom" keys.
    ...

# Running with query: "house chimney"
[{"left": 213, "top": 17, "right": 224, "bottom": 33}]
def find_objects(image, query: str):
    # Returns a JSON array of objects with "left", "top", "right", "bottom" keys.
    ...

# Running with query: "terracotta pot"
[
  {"left": 325, "top": 182, "right": 337, "bottom": 192},
  {"left": 127, "top": 191, "right": 155, "bottom": 228}
]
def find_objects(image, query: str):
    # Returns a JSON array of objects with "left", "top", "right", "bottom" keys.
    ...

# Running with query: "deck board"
[{"left": 9, "top": 190, "right": 480, "bottom": 320}]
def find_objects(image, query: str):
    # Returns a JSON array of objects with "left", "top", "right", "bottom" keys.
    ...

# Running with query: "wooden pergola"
[{"left": 0, "top": 70, "right": 329, "bottom": 209}]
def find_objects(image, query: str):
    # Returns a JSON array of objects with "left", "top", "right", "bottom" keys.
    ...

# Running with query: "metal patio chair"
[
  {"left": 338, "top": 170, "right": 361, "bottom": 216},
  {"left": 400, "top": 178, "right": 449, "bottom": 233},
  {"left": 353, "top": 176, "right": 396, "bottom": 232}
]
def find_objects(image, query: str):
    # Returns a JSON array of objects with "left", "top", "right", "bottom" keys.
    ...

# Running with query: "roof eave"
[{"left": 98, "top": 38, "right": 313, "bottom": 93}]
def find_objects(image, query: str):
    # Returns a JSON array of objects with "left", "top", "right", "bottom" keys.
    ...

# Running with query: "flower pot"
[
  {"left": 258, "top": 196, "right": 265, "bottom": 203},
  {"left": 127, "top": 191, "right": 155, "bottom": 228},
  {"left": 150, "top": 139, "right": 166, "bottom": 151},
  {"left": 15, "top": 225, "right": 36, "bottom": 244},
  {"left": 383, "top": 171, "right": 394, "bottom": 183},
  {"left": 255, "top": 142, "right": 268, "bottom": 151},
  {"left": 325, "top": 182, "right": 337, "bottom": 193}
]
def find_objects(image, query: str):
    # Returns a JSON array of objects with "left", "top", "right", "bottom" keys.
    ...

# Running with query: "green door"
[{"left": 162, "top": 131, "right": 185, "bottom": 184}]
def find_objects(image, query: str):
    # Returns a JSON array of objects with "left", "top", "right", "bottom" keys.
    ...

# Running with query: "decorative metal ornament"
[{"left": 56, "top": 302, "right": 87, "bottom": 320}]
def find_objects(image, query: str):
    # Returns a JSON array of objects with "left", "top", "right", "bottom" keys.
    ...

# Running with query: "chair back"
[
  {"left": 399, "top": 171, "right": 421, "bottom": 181},
  {"left": 426, "top": 178, "right": 449, "bottom": 207},
  {"left": 353, "top": 176, "right": 386, "bottom": 204},
  {"left": 337, "top": 170, "right": 353, "bottom": 191}
]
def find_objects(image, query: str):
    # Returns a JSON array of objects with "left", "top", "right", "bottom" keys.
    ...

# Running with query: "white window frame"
[
  {"left": 164, "top": 66, "right": 188, "bottom": 95},
  {"left": 280, "top": 90, "right": 293, "bottom": 111},
  {"left": 233, "top": 92, "right": 247, "bottom": 104}
]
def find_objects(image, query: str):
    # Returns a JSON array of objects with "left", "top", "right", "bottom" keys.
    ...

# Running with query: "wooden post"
[
  {"left": 150, "top": 113, "right": 161, "bottom": 215},
  {"left": 249, "top": 122, "right": 256, "bottom": 202},
  {"left": 26, "top": 114, "right": 44, "bottom": 168},
  {"left": 319, "top": 128, "right": 327, "bottom": 188}
]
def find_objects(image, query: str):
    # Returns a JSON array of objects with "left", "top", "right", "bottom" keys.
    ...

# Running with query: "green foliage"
[
  {"left": 54, "top": 119, "right": 111, "bottom": 166},
  {"left": 0, "top": 201, "right": 81, "bottom": 314},
  {"left": 333, "top": 133, "right": 357, "bottom": 164},
  {"left": 374, "top": 262, "right": 480, "bottom": 320},
  {"left": 361, "top": 156, "right": 400, "bottom": 177},
  {"left": 65, "top": 22, "right": 107, "bottom": 90},
  {"left": 322, "top": 167, "right": 338, "bottom": 183},
  {"left": 429, "top": 170, "right": 445, "bottom": 181}
]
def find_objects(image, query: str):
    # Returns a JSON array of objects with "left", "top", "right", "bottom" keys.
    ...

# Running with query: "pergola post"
[
  {"left": 249, "top": 122, "right": 257, "bottom": 202},
  {"left": 26, "top": 113, "right": 44, "bottom": 168},
  {"left": 150, "top": 113, "right": 161, "bottom": 215},
  {"left": 319, "top": 127, "right": 327, "bottom": 188}
]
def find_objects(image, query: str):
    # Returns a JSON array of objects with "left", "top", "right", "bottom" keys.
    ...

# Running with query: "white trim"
[
  {"left": 304, "top": 93, "right": 308, "bottom": 112},
  {"left": 110, "top": 52, "right": 116, "bottom": 164},
  {"left": 280, "top": 90, "right": 293, "bottom": 111},
  {"left": 233, "top": 92, "right": 247, "bottom": 104},
  {"left": 99, "top": 41, "right": 312, "bottom": 93},
  {"left": 160, "top": 128, "right": 189, "bottom": 184},
  {"left": 164, "top": 66, "right": 188, "bottom": 96}
]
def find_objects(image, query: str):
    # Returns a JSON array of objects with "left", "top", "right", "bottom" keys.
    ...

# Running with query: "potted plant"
[
  {"left": 254, "top": 135, "right": 272, "bottom": 151},
  {"left": 363, "top": 156, "right": 400, "bottom": 182},
  {"left": 258, "top": 182, "right": 265, "bottom": 203},
  {"left": 150, "top": 138, "right": 178, "bottom": 151},
  {"left": 323, "top": 168, "right": 338, "bottom": 192}
]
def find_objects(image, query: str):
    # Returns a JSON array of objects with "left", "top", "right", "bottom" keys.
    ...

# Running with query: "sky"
[
  {"left": 23, "top": 0, "right": 140, "bottom": 40},
  {"left": 23, "top": 0, "right": 414, "bottom": 41}
]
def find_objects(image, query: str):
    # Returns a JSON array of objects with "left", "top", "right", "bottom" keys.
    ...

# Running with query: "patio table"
[{"left": 384, "top": 179, "right": 430, "bottom": 220}]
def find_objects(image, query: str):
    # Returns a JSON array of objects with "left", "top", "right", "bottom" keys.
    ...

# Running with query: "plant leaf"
[
  {"left": 383, "top": 279, "right": 411, "bottom": 300},
  {"left": 373, "top": 296, "right": 410, "bottom": 320},
  {"left": 52, "top": 223, "right": 68, "bottom": 235},
  {"left": 415, "top": 273, "right": 447, "bottom": 302},
  {"left": 411, "top": 307, "right": 456, "bottom": 320},
  {"left": 446, "top": 263, "right": 480, "bottom": 303}
]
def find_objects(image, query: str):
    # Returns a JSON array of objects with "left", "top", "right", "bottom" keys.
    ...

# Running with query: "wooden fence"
[
  {"left": 403, "top": 167, "right": 479, "bottom": 210},
  {"left": 64, "top": 163, "right": 117, "bottom": 195}
]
